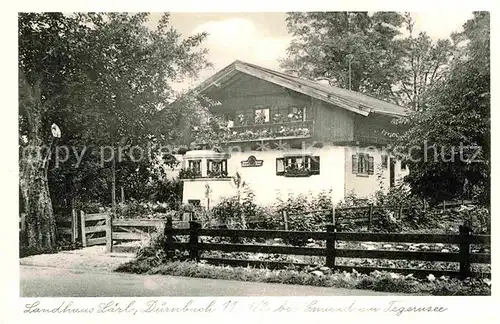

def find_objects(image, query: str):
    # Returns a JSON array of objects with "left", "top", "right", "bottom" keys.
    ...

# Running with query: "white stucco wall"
[
  {"left": 344, "top": 146, "right": 408, "bottom": 199},
  {"left": 180, "top": 145, "right": 411, "bottom": 208},
  {"left": 182, "top": 145, "right": 346, "bottom": 208}
]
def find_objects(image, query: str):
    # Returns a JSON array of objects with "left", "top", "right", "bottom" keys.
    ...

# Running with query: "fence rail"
[
  {"left": 279, "top": 200, "right": 478, "bottom": 231},
  {"left": 23, "top": 205, "right": 488, "bottom": 280},
  {"left": 77, "top": 212, "right": 491, "bottom": 279},
  {"left": 19, "top": 210, "right": 79, "bottom": 243},
  {"left": 209, "top": 200, "right": 477, "bottom": 231},
  {"left": 163, "top": 220, "right": 490, "bottom": 280}
]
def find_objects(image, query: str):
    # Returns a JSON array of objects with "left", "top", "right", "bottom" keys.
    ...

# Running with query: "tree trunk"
[{"left": 19, "top": 110, "right": 57, "bottom": 250}]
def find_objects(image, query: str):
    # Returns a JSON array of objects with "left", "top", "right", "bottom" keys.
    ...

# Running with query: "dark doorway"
[{"left": 390, "top": 158, "right": 396, "bottom": 187}]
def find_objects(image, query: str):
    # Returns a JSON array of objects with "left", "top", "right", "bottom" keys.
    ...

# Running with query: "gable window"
[
  {"left": 207, "top": 159, "right": 228, "bottom": 178},
  {"left": 352, "top": 153, "right": 374, "bottom": 175},
  {"left": 254, "top": 107, "right": 270, "bottom": 124},
  {"left": 276, "top": 155, "right": 320, "bottom": 177}
]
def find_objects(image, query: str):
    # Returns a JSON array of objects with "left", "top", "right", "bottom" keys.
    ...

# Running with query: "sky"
[{"left": 147, "top": 12, "right": 474, "bottom": 91}]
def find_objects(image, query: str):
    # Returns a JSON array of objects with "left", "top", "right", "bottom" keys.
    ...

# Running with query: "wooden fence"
[
  {"left": 19, "top": 210, "right": 79, "bottom": 243},
  {"left": 281, "top": 200, "right": 477, "bottom": 231},
  {"left": 163, "top": 220, "right": 490, "bottom": 280},
  {"left": 80, "top": 211, "right": 110, "bottom": 249},
  {"left": 80, "top": 211, "right": 190, "bottom": 252}
]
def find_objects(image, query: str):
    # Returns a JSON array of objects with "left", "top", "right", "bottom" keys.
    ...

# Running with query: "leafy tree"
[
  {"left": 392, "top": 12, "right": 490, "bottom": 205},
  {"left": 395, "top": 13, "right": 455, "bottom": 111},
  {"left": 280, "top": 12, "right": 405, "bottom": 100},
  {"left": 281, "top": 12, "right": 457, "bottom": 109},
  {"left": 19, "top": 13, "right": 210, "bottom": 250}
]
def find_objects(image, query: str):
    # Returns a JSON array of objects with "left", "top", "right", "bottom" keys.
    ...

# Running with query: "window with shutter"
[
  {"left": 353, "top": 153, "right": 374, "bottom": 175},
  {"left": 188, "top": 160, "right": 201, "bottom": 173},
  {"left": 207, "top": 159, "right": 228, "bottom": 177},
  {"left": 276, "top": 158, "right": 285, "bottom": 176},
  {"left": 310, "top": 156, "right": 320, "bottom": 175},
  {"left": 276, "top": 155, "right": 319, "bottom": 176},
  {"left": 352, "top": 154, "right": 358, "bottom": 174},
  {"left": 368, "top": 156, "right": 374, "bottom": 175}
]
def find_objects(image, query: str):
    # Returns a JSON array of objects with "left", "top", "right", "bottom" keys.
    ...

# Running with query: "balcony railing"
[
  {"left": 226, "top": 120, "right": 314, "bottom": 143},
  {"left": 353, "top": 135, "right": 391, "bottom": 145}
]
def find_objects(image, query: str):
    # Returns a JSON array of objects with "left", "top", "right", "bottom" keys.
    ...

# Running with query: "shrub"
[
  {"left": 116, "top": 258, "right": 491, "bottom": 296},
  {"left": 211, "top": 196, "right": 242, "bottom": 226},
  {"left": 150, "top": 177, "right": 183, "bottom": 209},
  {"left": 117, "top": 200, "right": 175, "bottom": 219},
  {"left": 78, "top": 201, "right": 104, "bottom": 214}
]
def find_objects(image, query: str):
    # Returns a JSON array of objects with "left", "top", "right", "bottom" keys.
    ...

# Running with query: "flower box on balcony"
[{"left": 191, "top": 119, "right": 314, "bottom": 145}]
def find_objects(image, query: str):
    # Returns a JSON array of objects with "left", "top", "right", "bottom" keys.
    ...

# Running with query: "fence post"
[
  {"left": 398, "top": 203, "right": 403, "bottom": 220},
  {"left": 71, "top": 208, "right": 77, "bottom": 243},
  {"left": 442, "top": 201, "right": 446, "bottom": 213},
  {"left": 283, "top": 210, "right": 289, "bottom": 231},
  {"left": 326, "top": 224, "right": 336, "bottom": 268},
  {"left": 163, "top": 216, "right": 174, "bottom": 258},
  {"left": 80, "top": 211, "right": 87, "bottom": 247},
  {"left": 459, "top": 225, "right": 472, "bottom": 280},
  {"left": 189, "top": 220, "right": 201, "bottom": 262},
  {"left": 105, "top": 213, "right": 113, "bottom": 253},
  {"left": 368, "top": 204, "right": 373, "bottom": 231}
]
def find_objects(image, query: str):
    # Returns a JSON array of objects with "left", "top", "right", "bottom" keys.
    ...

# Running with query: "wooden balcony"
[
  {"left": 353, "top": 135, "right": 391, "bottom": 145},
  {"left": 226, "top": 120, "right": 314, "bottom": 143}
]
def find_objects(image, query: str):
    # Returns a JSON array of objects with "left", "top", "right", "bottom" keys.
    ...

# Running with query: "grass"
[{"left": 115, "top": 257, "right": 491, "bottom": 296}]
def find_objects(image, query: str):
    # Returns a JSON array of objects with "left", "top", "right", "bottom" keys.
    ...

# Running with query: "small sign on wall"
[{"left": 241, "top": 155, "right": 263, "bottom": 167}]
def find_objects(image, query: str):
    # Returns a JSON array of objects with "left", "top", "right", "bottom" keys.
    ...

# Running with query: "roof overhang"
[{"left": 189, "top": 60, "right": 409, "bottom": 118}]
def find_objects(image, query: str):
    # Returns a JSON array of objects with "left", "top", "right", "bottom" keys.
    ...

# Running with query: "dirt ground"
[{"left": 19, "top": 246, "right": 135, "bottom": 272}]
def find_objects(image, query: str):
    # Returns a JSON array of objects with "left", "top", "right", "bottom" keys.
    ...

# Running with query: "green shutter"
[
  {"left": 352, "top": 154, "right": 358, "bottom": 174},
  {"left": 368, "top": 156, "right": 374, "bottom": 175},
  {"left": 310, "top": 156, "right": 320, "bottom": 175}
]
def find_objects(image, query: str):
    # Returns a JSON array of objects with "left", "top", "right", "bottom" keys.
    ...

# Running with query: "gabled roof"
[{"left": 194, "top": 60, "right": 409, "bottom": 117}]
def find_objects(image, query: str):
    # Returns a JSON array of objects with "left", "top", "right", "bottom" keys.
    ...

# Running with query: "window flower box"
[
  {"left": 283, "top": 166, "right": 312, "bottom": 178},
  {"left": 284, "top": 169, "right": 311, "bottom": 177},
  {"left": 179, "top": 168, "right": 202, "bottom": 179},
  {"left": 207, "top": 169, "right": 228, "bottom": 178}
]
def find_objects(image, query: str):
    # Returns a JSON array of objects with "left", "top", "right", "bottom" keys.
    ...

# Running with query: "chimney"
[{"left": 283, "top": 69, "right": 300, "bottom": 77}]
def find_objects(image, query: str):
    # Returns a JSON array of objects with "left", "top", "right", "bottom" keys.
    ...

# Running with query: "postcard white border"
[{"left": 1, "top": 0, "right": 498, "bottom": 323}]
